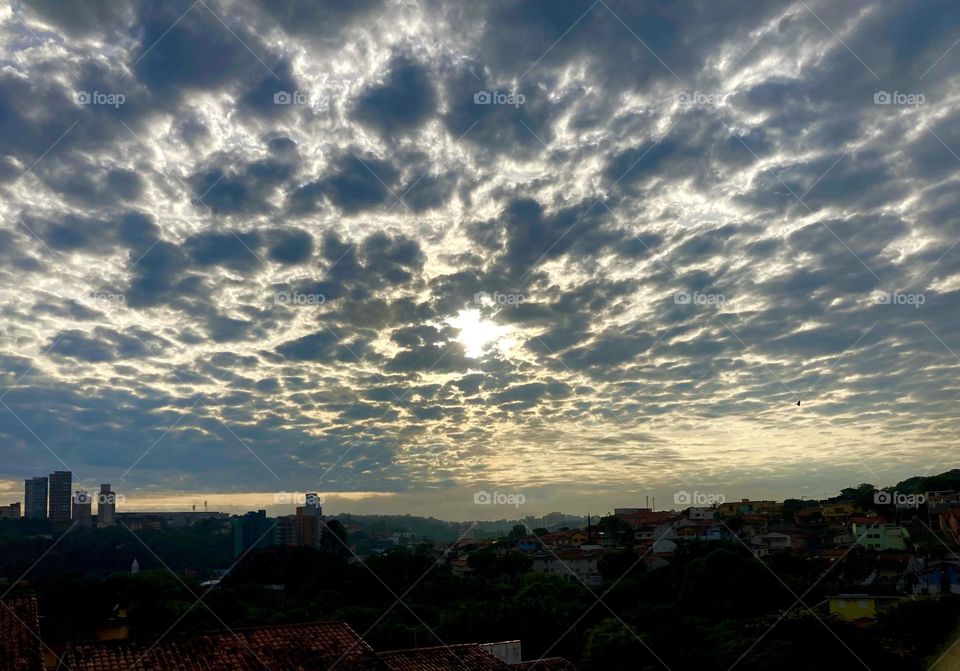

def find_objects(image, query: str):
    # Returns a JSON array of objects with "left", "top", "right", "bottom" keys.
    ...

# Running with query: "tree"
[
  {"left": 507, "top": 524, "right": 527, "bottom": 542},
  {"left": 321, "top": 519, "right": 349, "bottom": 556},
  {"left": 598, "top": 549, "right": 646, "bottom": 582},
  {"left": 582, "top": 618, "right": 653, "bottom": 671},
  {"left": 595, "top": 515, "right": 635, "bottom": 546}
]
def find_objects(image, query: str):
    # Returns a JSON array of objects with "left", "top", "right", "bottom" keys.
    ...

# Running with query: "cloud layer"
[{"left": 1, "top": 0, "right": 959, "bottom": 517}]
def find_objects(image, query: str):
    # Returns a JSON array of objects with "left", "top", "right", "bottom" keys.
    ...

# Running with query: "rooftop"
[{"left": 0, "top": 596, "right": 43, "bottom": 671}]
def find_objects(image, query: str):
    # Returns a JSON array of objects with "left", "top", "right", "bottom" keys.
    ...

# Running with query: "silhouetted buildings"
[
  {"left": 97, "top": 484, "right": 115, "bottom": 527},
  {"left": 48, "top": 471, "right": 72, "bottom": 522},
  {"left": 23, "top": 477, "right": 47, "bottom": 519},
  {"left": 16, "top": 473, "right": 126, "bottom": 526},
  {"left": 72, "top": 490, "right": 92, "bottom": 528},
  {"left": 237, "top": 493, "right": 324, "bottom": 555},
  {"left": 0, "top": 502, "right": 20, "bottom": 519},
  {"left": 274, "top": 492, "right": 323, "bottom": 549},
  {"left": 232, "top": 510, "right": 274, "bottom": 558}
]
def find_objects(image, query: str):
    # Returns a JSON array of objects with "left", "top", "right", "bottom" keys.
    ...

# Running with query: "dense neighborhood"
[{"left": 2, "top": 472, "right": 960, "bottom": 669}]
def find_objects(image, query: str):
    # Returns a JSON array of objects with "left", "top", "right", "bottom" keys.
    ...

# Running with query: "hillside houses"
[{"left": 440, "top": 488, "right": 959, "bottom": 622}]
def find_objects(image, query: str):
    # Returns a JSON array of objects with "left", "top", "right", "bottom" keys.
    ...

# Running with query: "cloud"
[{"left": 1, "top": 0, "right": 959, "bottom": 512}]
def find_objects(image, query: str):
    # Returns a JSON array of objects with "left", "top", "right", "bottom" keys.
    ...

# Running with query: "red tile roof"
[
  {"left": 380, "top": 643, "right": 509, "bottom": 670},
  {"left": 0, "top": 596, "right": 43, "bottom": 671},
  {"left": 60, "top": 621, "right": 386, "bottom": 670}
]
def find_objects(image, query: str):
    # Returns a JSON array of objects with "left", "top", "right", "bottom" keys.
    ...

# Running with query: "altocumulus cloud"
[{"left": 0, "top": 0, "right": 959, "bottom": 514}]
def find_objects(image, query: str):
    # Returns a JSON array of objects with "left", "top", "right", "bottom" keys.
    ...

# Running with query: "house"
[
  {"left": 914, "top": 560, "right": 960, "bottom": 595},
  {"left": 717, "top": 499, "right": 783, "bottom": 519},
  {"left": 516, "top": 536, "right": 543, "bottom": 552},
  {"left": 616, "top": 509, "right": 676, "bottom": 528},
  {"left": 852, "top": 522, "right": 910, "bottom": 551},
  {"left": 381, "top": 643, "right": 509, "bottom": 670},
  {"left": 794, "top": 501, "right": 860, "bottom": 526},
  {"left": 827, "top": 585, "right": 905, "bottom": 621},
  {"left": 927, "top": 491, "right": 960, "bottom": 516},
  {"left": 61, "top": 620, "right": 573, "bottom": 670},
  {"left": 451, "top": 558, "right": 475, "bottom": 578},
  {"left": 750, "top": 532, "right": 794, "bottom": 556},
  {"left": 540, "top": 530, "right": 589, "bottom": 548},
  {"left": 686, "top": 506, "right": 717, "bottom": 521},
  {"left": 940, "top": 505, "right": 960, "bottom": 540},
  {"left": 531, "top": 549, "right": 604, "bottom": 585},
  {"left": 0, "top": 596, "right": 43, "bottom": 671}
]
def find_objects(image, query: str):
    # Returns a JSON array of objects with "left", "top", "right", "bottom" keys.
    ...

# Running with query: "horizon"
[
  {"left": 2, "top": 1, "right": 960, "bottom": 536},
  {"left": 2, "top": 465, "right": 950, "bottom": 521}
]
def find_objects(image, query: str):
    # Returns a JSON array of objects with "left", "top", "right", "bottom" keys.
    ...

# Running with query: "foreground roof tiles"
[
  {"left": 0, "top": 596, "right": 43, "bottom": 671},
  {"left": 61, "top": 621, "right": 386, "bottom": 670},
  {"left": 380, "top": 643, "right": 510, "bottom": 670},
  {"left": 61, "top": 619, "right": 579, "bottom": 670}
]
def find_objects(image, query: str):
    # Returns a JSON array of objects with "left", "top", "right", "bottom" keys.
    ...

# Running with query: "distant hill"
[
  {"left": 893, "top": 469, "right": 960, "bottom": 494},
  {"left": 328, "top": 513, "right": 584, "bottom": 541}
]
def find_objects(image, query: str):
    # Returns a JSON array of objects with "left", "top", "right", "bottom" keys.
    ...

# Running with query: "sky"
[{"left": 1, "top": 0, "right": 959, "bottom": 521}]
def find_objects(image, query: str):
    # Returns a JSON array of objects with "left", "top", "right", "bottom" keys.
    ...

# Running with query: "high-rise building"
[
  {"left": 72, "top": 490, "right": 92, "bottom": 528},
  {"left": 297, "top": 493, "right": 323, "bottom": 549},
  {"left": 0, "top": 502, "right": 21, "bottom": 519},
  {"left": 24, "top": 477, "right": 48, "bottom": 519},
  {"left": 232, "top": 510, "right": 274, "bottom": 558},
  {"left": 98, "top": 484, "right": 116, "bottom": 527},
  {"left": 48, "top": 471, "right": 72, "bottom": 521},
  {"left": 275, "top": 515, "right": 298, "bottom": 546}
]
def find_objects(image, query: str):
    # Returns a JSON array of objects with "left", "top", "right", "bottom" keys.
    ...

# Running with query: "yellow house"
[
  {"left": 828, "top": 587, "right": 903, "bottom": 620},
  {"left": 829, "top": 594, "right": 877, "bottom": 620}
]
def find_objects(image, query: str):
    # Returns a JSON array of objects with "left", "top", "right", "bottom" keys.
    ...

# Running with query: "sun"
[{"left": 448, "top": 308, "right": 515, "bottom": 358}]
